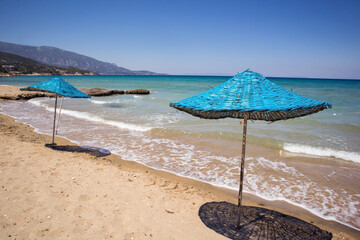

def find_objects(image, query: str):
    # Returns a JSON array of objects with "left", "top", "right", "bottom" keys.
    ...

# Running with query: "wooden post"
[
  {"left": 237, "top": 112, "right": 248, "bottom": 229},
  {"left": 52, "top": 94, "right": 58, "bottom": 147}
]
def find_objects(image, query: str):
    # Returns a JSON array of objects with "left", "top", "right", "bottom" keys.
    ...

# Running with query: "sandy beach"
[
  {"left": 0, "top": 96, "right": 359, "bottom": 239},
  {"left": 2, "top": 0, "right": 360, "bottom": 238}
]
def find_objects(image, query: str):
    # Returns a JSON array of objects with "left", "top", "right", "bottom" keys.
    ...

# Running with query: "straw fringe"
[{"left": 170, "top": 104, "right": 329, "bottom": 121}]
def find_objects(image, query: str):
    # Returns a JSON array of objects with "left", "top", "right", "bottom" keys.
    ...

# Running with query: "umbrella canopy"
[
  {"left": 170, "top": 70, "right": 332, "bottom": 229},
  {"left": 20, "top": 77, "right": 90, "bottom": 98},
  {"left": 21, "top": 77, "right": 90, "bottom": 146},
  {"left": 170, "top": 69, "right": 331, "bottom": 121}
]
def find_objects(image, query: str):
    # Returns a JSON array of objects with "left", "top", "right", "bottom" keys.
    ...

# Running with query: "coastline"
[
  {"left": 0, "top": 103, "right": 359, "bottom": 239},
  {"left": 0, "top": 85, "right": 150, "bottom": 101},
  {"left": 0, "top": 72, "right": 97, "bottom": 78}
]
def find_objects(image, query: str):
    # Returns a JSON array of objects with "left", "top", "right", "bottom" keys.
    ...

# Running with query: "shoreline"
[{"left": 0, "top": 104, "right": 359, "bottom": 239}]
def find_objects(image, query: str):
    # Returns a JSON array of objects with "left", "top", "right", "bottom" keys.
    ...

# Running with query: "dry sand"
[{"left": 0, "top": 99, "right": 358, "bottom": 239}]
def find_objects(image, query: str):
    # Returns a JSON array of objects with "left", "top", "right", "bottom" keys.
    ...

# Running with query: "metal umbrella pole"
[
  {"left": 56, "top": 96, "right": 64, "bottom": 135},
  {"left": 52, "top": 93, "right": 58, "bottom": 146}
]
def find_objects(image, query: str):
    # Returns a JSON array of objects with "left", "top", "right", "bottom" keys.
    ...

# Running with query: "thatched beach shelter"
[
  {"left": 21, "top": 77, "right": 90, "bottom": 146},
  {"left": 170, "top": 69, "right": 332, "bottom": 228}
]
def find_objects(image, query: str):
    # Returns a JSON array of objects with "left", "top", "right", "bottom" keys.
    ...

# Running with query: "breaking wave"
[
  {"left": 283, "top": 143, "right": 360, "bottom": 163},
  {"left": 29, "top": 99, "right": 151, "bottom": 132}
]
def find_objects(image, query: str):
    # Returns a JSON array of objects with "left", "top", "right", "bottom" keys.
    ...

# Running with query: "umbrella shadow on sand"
[
  {"left": 45, "top": 144, "right": 111, "bottom": 158},
  {"left": 198, "top": 202, "right": 332, "bottom": 240}
]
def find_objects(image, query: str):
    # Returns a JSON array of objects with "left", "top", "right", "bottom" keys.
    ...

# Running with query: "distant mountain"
[
  {"left": 0, "top": 41, "right": 160, "bottom": 75},
  {"left": 0, "top": 52, "right": 96, "bottom": 76}
]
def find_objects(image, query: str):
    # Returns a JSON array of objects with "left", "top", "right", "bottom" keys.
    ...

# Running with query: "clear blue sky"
[{"left": 1, "top": 0, "right": 359, "bottom": 78}]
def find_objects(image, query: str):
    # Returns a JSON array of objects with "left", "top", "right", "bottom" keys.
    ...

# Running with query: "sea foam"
[
  {"left": 29, "top": 99, "right": 151, "bottom": 132},
  {"left": 90, "top": 99, "right": 127, "bottom": 105},
  {"left": 283, "top": 143, "right": 360, "bottom": 163}
]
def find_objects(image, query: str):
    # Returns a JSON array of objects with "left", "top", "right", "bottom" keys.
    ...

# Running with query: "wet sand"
[{"left": 0, "top": 100, "right": 359, "bottom": 239}]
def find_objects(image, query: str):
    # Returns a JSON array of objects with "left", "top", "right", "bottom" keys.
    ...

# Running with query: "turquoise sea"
[{"left": 1, "top": 75, "right": 359, "bottom": 230}]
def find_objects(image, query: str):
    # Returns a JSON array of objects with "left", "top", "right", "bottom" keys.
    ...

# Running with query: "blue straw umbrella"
[
  {"left": 170, "top": 70, "right": 331, "bottom": 228},
  {"left": 21, "top": 77, "right": 90, "bottom": 146}
]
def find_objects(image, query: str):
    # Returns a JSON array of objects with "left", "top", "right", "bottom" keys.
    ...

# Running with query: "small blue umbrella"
[
  {"left": 21, "top": 77, "right": 90, "bottom": 146},
  {"left": 20, "top": 77, "right": 89, "bottom": 98},
  {"left": 170, "top": 70, "right": 332, "bottom": 228}
]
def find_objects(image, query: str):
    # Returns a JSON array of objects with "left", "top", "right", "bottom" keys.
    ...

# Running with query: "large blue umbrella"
[
  {"left": 170, "top": 70, "right": 332, "bottom": 228},
  {"left": 21, "top": 77, "right": 90, "bottom": 146}
]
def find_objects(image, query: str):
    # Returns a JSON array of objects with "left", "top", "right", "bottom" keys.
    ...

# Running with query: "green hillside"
[
  {"left": 0, "top": 41, "right": 160, "bottom": 75},
  {"left": 0, "top": 52, "right": 97, "bottom": 76}
]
